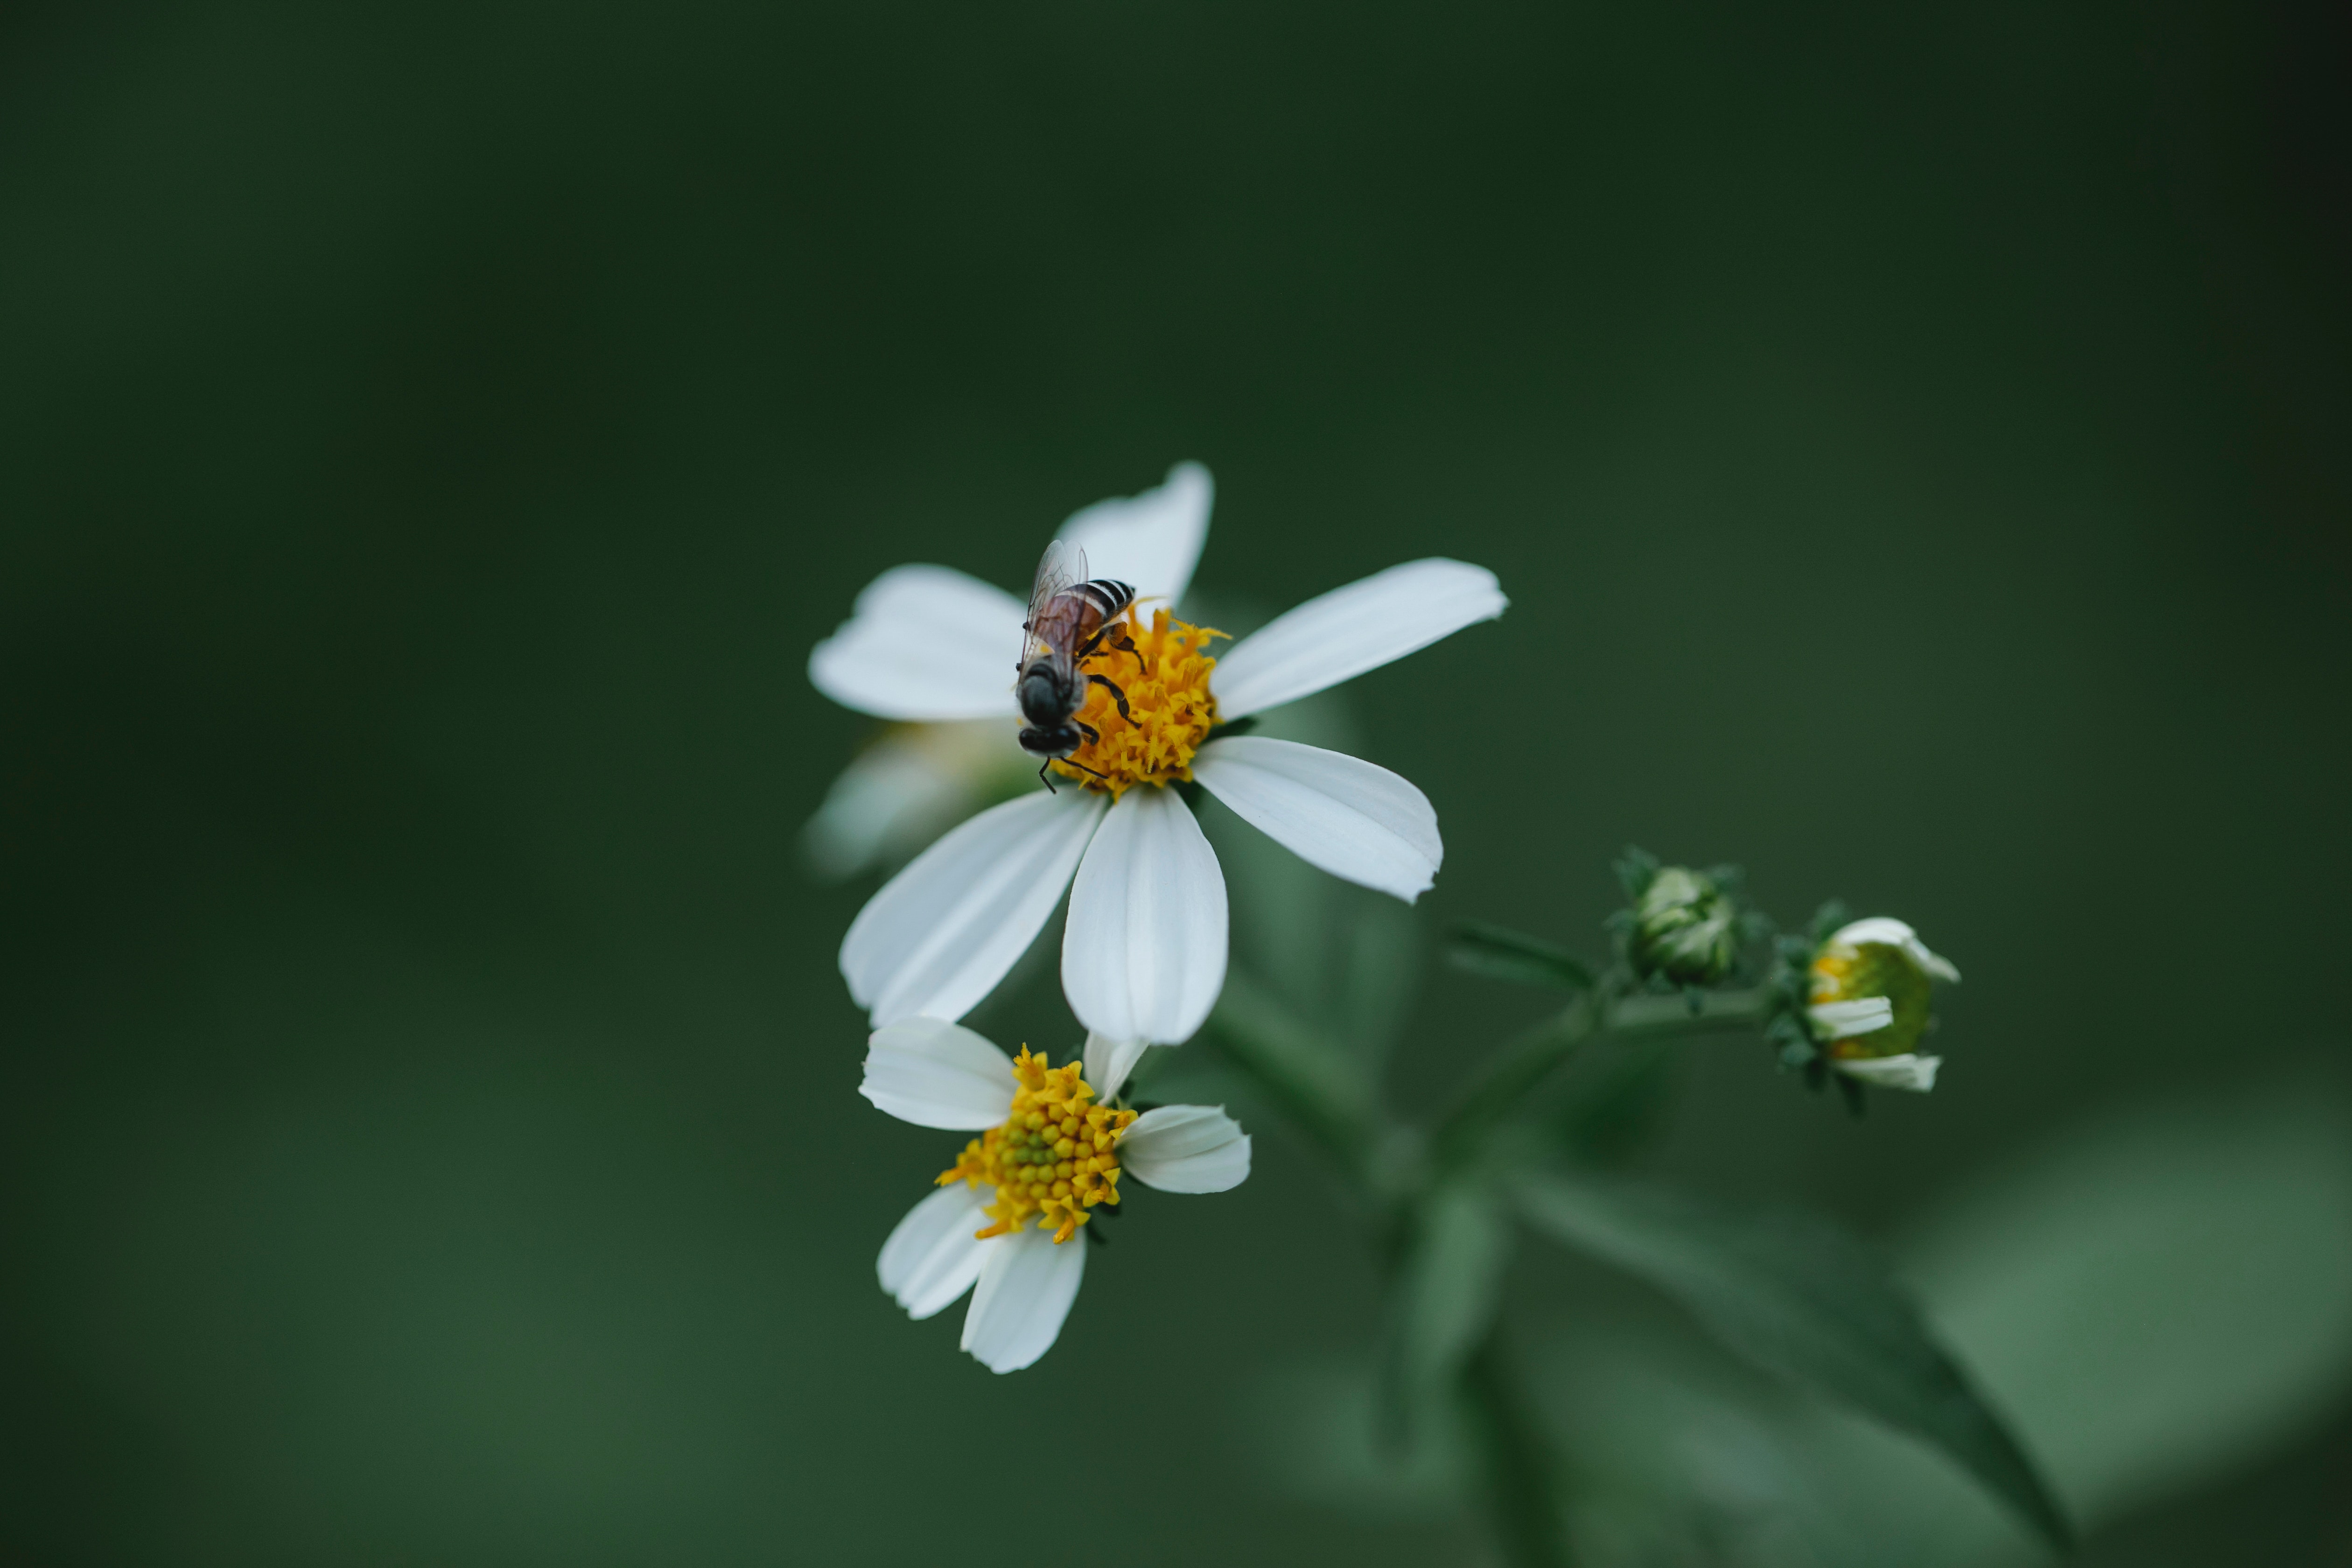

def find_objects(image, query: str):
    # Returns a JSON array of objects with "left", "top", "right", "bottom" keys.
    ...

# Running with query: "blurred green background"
[{"left": 5, "top": 2, "right": 2348, "bottom": 1563}]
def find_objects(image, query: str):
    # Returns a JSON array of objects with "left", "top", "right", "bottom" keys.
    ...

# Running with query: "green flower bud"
[
  {"left": 1629, "top": 865, "right": 1741, "bottom": 987},
  {"left": 1805, "top": 917, "right": 1960, "bottom": 1092}
]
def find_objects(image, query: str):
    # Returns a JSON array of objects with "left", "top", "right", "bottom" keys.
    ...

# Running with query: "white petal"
[
  {"left": 809, "top": 565, "right": 1026, "bottom": 721},
  {"left": 1807, "top": 997, "right": 1896, "bottom": 1042},
  {"left": 1827, "top": 917, "right": 1961, "bottom": 983},
  {"left": 859, "top": 1017, "right": 1020, "bottom": 1129},
  {"left": 1057, "top": 461, "right": 1213, "bottom": 608},
  {"left": 877, "top": 1183, "right": 994, "bottom": 1318},
  {"left": 1062, "top": 788, "right": 1228, "bottom": 1046},
  {"left": 1120, "top": 1104, "right": 1252, "bottom": 1194},
  {"left": 802, "top": 720, "right": 1016, "bottom": 881},
  {"left": 1833, "top": 1053, "right": 1944, "bottom": 1092},
  {"left": 1209, "top": 559, "right": 1507, "bottom": 720},
  {"left": 1084, "top": 1031, "right": 1152, "bottom": 1102},
  {"left": 841, "top": 790, "right": 1107, "bottom": 1027},
  {"left": 1191, "top": 735, "right": 1442, "bottom": 903},
  {"left": 960, "top": 1224, "right": 1086, "bottom": 1373}
]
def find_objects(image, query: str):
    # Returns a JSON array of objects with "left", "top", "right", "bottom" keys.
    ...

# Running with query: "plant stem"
[
  {"left": 1211, "top": 969, "right": 1772, "bottom": 1562},
  {"left": 1430, "top": 985, "right": 1775, "bottom": 1169},
  {"left": 1609, "top": 985, "right": 1774, "bottom": 1034},
  {"left": 1462, "top": 1322, "right": 1570, "bottom": 1568},
  {"left": 1429, "top": 994, "right": 1597, "bottom": 1167}
]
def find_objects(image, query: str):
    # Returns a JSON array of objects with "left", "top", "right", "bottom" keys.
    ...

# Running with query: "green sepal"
[{"left": 1613, "top": 844, "right": 1661, "bottom": 900}]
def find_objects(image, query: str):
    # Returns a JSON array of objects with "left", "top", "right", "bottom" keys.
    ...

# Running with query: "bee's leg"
[
  {"left": 1105, "top": 627, "right": 1143, "bottom": 675},
  {"left": 1087, "top": 675, "right": 1133, "bottom": 722},
  {"left": 1077, "top": 624, "right": 1146, "bottom": 677},
  {"left": 1059, "top": 756, "right": 1110, "bottom": 782},
  {"left": 1037, "top": 759, "right": 1057, "bottom": 793},
  {"left": 1074, "top": 720, "right": 1102, "bottom": 744}
]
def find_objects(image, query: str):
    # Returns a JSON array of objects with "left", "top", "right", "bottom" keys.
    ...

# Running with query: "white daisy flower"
[
  {"left": 812, "top": 462, "right": 1507, "bottom": 1054},
  {"left": 863, "top": 1016, "right": 1251, "bottom": 1372},
  {"left": 1805, "top": 916, "right": 1961, "bottom": 1092}
]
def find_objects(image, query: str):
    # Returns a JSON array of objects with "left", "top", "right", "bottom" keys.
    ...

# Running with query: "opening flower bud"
[{"left": 1804, "top": 917, "right": 1960, "bottom": 1092}]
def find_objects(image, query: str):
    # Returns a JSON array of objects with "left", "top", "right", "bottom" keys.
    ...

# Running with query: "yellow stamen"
[
  {"left": 1049, "top": 609, "right": 1225, "bottom": 798},
  {"left": 936, "top": 1048, "right": 1140, "bottom": 1244}
]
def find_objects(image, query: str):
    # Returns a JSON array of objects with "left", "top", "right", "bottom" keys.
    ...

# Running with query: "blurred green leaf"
[
  {"left": 1515, "top": 1172, "right": 2073, "bottom": 1553},
  {"left": 1446, "top": 922, "right": 1598, "bottom": 992},
  {"left": 1506, "top": 1065, "right": 2352, "bottom": 1568},
  {"left": 1247, "top": 1353, "right": 1470, "bottom": 1520},
  {"left": 1204, "top": 966, "right": 1381, "bottom": 1172},
  {"left": 1386, "top": 1183, "right": 1514, "bottom": 1427},
  {"left": 1903, "top": 1065, "right": 2352, "bottom": 1529},
  {"left": 1342, "top": 896, "right": 1423, "bottom": 1069}
]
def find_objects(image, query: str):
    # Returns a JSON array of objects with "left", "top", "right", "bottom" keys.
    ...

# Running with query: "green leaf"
[
  {"left": 1446, "top": 922, "right": 1597, "bottom": 992},
  {"left": 1902, "top": 1064, "right": 2352, "bottom": 1526},
  {"left": 1385, "top": 1183, "right": 1514, "bottom": 1425},
  {"left": 1341, "top": 896, "right": 1421, "bottom": 1069},
  {"left": 1515, "top": 1172, "right": 2073, "bottom": 1553}
]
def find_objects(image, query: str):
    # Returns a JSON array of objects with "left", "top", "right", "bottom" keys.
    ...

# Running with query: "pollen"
[
  {"left": 937, "top": 1047, "right": 1140, "bottom": 1245},
  {"left": 1052, "top": 609, "right": 1225, "bottom": 798}
]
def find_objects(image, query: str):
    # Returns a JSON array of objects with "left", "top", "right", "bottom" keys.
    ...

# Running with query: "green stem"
[
  {"left": 1463, "top": 1322, "right": 1570, "bottom": 1568},
  {"left": 1430, "top": 994, "right": 1597, "bottom": 1167},
  {"left": 1210, "top": 968, "right": 1772, "bottom": 1561},
  {"left": 1430, "top": 985, "right": 1774, "bottom": 1168},
  {"left": 1608, "top": 985, "right": 1774, "bottom": 1034}
]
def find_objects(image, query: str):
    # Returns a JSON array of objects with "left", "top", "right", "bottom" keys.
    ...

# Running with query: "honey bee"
[{"left": 1016, "top": 540, "right": 1142, "bottom": 790}]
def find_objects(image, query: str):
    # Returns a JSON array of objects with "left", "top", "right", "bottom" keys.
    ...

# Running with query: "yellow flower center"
[
  {"left": 1049, "top": 609, "right": 1225, "bottom": 798},
  {"left": 938, "top": 1048, "right": 1140, "bottom": 1245},
  {"left": 1810, "top": 942, "right": 1933, "bottom": 1060}
]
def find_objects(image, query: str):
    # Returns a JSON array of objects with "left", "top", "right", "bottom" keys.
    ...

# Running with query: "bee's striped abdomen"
[{"left": 1069, "top": 579, "right": 1137, "bottom": 625}]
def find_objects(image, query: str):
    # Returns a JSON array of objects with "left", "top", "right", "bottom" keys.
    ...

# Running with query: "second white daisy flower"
[{"left": 864, "top": 1017, "right": 1250, "bottom": 1372}]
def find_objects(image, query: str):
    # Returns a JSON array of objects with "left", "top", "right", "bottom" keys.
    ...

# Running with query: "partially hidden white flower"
[
  {"left": 864, "top": 1016, "right": 1250, "bottom": 1373},
  {"left": 801, "top": 719, "right": 1037, "bottom": 881},
  {"left": 1805, "top": 917, "right": 1960, "bottom": 1093},
  {"left": 812, "top": 460, "right": 1507, "bottom": 1062}
]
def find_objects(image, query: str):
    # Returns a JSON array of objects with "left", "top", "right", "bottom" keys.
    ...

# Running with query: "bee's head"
[{"left": 1017, "top": 722, "right": 1083, "bottom": 759}]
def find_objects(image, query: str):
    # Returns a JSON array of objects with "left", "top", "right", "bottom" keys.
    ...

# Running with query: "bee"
[{"left": 1016, "top": 540, "right": 1144, "bottom": 791}]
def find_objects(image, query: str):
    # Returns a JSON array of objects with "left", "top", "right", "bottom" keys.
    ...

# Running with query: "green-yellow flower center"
[
  {"left": 1810, "top": 941, "right": 1934, "bottom": 1059},
  {"left": 1047, "top": 609, "right": 1224, "bottom": 798},
  {"left": 938, "top": 1048, "right": 1139, "bottom": 1245}
]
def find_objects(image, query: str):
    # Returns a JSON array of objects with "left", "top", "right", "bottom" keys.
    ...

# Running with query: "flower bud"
[
  {"left": 1628, "top": 865, "right": 1741, "bottom": 987},
  {"left": 1805, "top": 917, "right": 1960, "bottom": 1092}
]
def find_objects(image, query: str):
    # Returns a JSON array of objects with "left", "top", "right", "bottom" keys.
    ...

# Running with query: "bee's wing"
[{"left": 1022, "top": 539, "right": 1086, "bottom": 676}]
